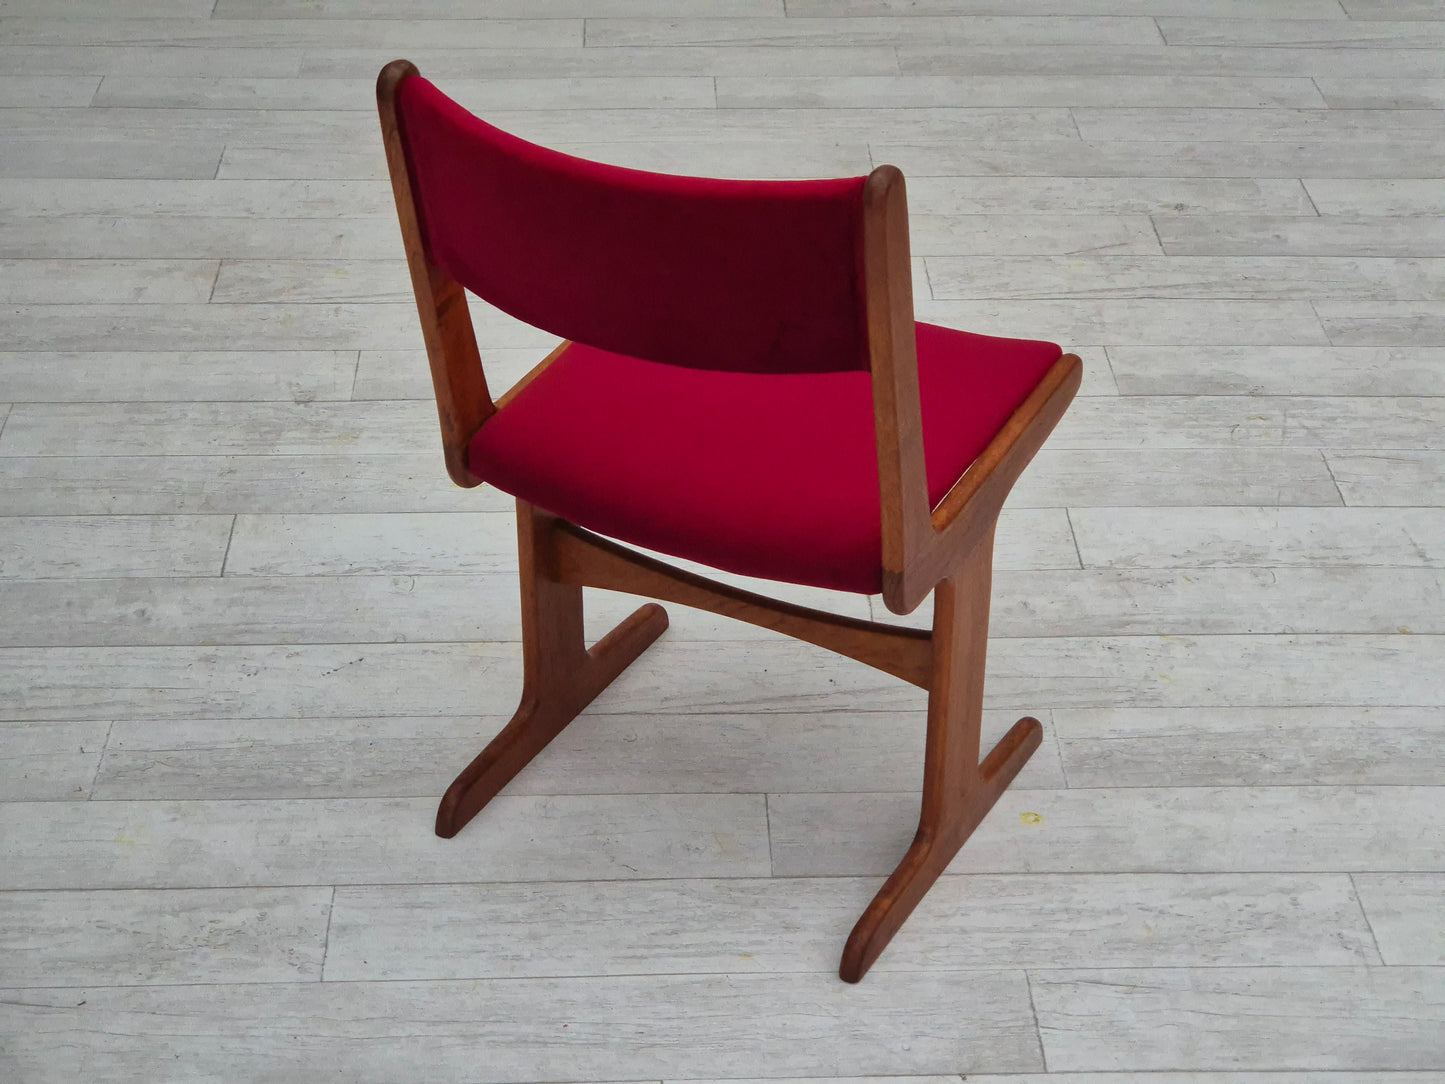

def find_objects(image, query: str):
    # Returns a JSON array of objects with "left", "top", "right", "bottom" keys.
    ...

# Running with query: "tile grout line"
[
  {"left": 218, "top": 514, "right": 238, "bottom": 576},
  {"left": 1100, "top": 344, "right": 1122, "bottom": 395},
  {"left": 1048, "top": 708, "right": 1070, "bottom": 790},
  {"left": 85, "top": 720, "right": 115, "bottom": 802},
  {"left": 763, "top": 792, "right": 775, "bottom": 877},
  {"left": 1321, "top": 449, "right": 1348, "bottom": 507},
  {"left": 1347, "top": 872, "right": 1389, "bottom": 966},
  {"left": 319, "top": 884, "right": 337, "bottom": 982},
  {"left": 1301, "top": 176, "right": 1323, "bottom": 216},
  {"left": 1063, "top": 507, "right": 1085, "bottom": 570},
  {"left": 1024, "top": 968, "right": 1049, "bottom": 1072}
]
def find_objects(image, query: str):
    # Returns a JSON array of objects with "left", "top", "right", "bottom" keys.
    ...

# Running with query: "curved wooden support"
[
  {"left": 435, "top": 502, "right": 668, "bottom": 839},
  {"left": 550, "top": 520, "right": 933, "bottom": 689},
  {"left": 839, "top": 528, "right": 1042, "bottom": 983}
]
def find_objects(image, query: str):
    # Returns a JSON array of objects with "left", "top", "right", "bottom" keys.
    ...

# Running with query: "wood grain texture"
[
  {"left": 0, "top": 794, "right": 771, "bottom": 889},
  {"left": 769, "top": 786, "right": 1445, "bottom": 876},
  {"left": 322, "top": 872, "right": 1376, "bottom": 980},
  {"left": 90, "top": 710, "right": 1063, "bottom": 800},
  {"left": 0, "top": 515, "right": 234, "bottom": 579},
  {"left": 0, "top": 721, "right": 108, "bottom": 801},
  {"left": 1031, "top": 967, "right": 1445, "bottom": 1071},
  {"left": 0, "top": 971, "right": 1041, "bottom": 1083},
  {"left": 1054, "top": 706, "right": 1445, "bottom": 787},
  {"left": 0, "top": 887, "right": 331, "bottom": 987},
  {"left": 1352, "top": 874, "right": 1445, "bottom": 966}
]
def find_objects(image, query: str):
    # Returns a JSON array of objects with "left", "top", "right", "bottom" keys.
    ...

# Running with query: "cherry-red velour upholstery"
[
  {"left": 396, "top": 76, "right": 868, "bottom": 375},
  {"left": 469, "top": 322, "right": 1062, "bottom": 594}
]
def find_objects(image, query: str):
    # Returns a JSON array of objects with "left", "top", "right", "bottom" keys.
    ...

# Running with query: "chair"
[{"left": 377, "top": 59, "right": 1081, "bottom": 983}]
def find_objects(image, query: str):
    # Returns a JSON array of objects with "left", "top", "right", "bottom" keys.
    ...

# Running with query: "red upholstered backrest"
[{"left": 395, "top": 75, "right": 870, "bottom": 374}]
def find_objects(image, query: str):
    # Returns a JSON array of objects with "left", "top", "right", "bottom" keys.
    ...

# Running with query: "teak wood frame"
[{"left": 378, "top": 59, "right": 1082, "bottom": 984}]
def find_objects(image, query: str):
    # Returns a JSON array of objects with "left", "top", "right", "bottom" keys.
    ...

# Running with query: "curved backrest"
[{"left": 393, "top": 74, "right": 870, "bottom": 374}]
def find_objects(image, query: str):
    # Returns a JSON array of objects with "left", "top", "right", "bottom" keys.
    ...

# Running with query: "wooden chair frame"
[{"left": 378, "top": 59, "right": 1082, "bottom": 983}]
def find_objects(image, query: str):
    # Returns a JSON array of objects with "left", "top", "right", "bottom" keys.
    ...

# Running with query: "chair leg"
[
  {"left": 839, "top": 525, "right": 1042, "bottom": 982},
  {"left": 435, "top": 500, "right": 669, "bottom": 838}
]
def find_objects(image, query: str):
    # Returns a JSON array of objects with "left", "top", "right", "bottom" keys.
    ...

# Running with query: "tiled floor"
[{"left": 1, "top": 2, "right": 1443, "bottom": 1081}]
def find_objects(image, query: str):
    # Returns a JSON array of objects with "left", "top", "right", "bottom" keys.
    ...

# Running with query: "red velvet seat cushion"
[{"left": 468, "top": 321, "right": 1061, "bottom": 595}]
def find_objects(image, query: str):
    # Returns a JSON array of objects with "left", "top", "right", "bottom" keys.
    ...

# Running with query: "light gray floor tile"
[
  {"left": 323, "top": 872, "right": 1377, "bottom": 981},
  {"left": 216, "top": 0, "right": 784, "bottom": 15},
  {"left": 769, "top": 786, "right": 1445, "bottom": 875},
  {"left": 0, "top": 887, "right": 331, "bottom": 987},
  {"left": 94, "top": 74, "right": 717, "bottom": 111},
  {"left": 1327, "top": 451, "right": 1445, "bottom": 506},
  {"left": 0, "top": 17, "right": 583, "bottom": 49},
  {"left": 718, "top": 75, "right": 1325, "bottom": 109},
  {"left": 0, "top": 137, "right": 223, "bottom": 179},
  {"left": 0, "top": 794, "right": 771, "bottom": 889},
  {"left": 877, "top": 138, "right": 1445, "bottom": 178},
  {"left": 926, "top": 255, "right": 1445, "bottom": 301},
  {"left": 0, "top": 401, "right": 439, "bottom": 456},
  {"left": 1070, "top": 507, "right": 1445, "bottom": 568},
  {"left": 916, "top": 298, "right": 1329, "bottom": 345},
  {"left": 5, "top": 632, "right": 1445, "bottom": 721},
  {"left": 1155, "top": 215, "right": 1445, "bottom": 257},
  {"left": 1074, "top": 106, "right": 1445, "bottom": 142},
  {"left": 298, "top": 43, "right": 901, "bottom": 78},
  {"left": 949, "top": 1076, "right": 1445, "bottom": 1084},
  {"left": 1304, "top": 179, "right": 1445, "bottom": 217},
  {"left": 908, "top": 176, "right": 1315, "bottom": 216},
  {"left": 588, "top": 15, "right": 1165, "bottom": 47},
  {"left": 0, "top": 214, "right": 402, "bottom": 259},
  {"left": 0, "top": 258, "right": 217, "bottom": 304},
  {"left": 908, "top": 213, "right": 1164, "bottom": 256},
  {"left": 1106, "top": 346, "right": 1445, "bottom": 395},
  {"left": 0, "top": 574, "right": 869, "bottom": 648},
  {"left": 1052, "top": 395, "right": 1445, "bottom": 449},
  {"left": 0, "top": 721, "right": 108, "bottom": 801},
  {"left": 1317, "top": 301, "right": 1445, "bottom": 347},
  {"left": 485, "top": 106, "right": 1082, "bottom": 143},
  {"left": 0, "top": 302, "right": 434, "bottom": 352},
  {"left": 0, "top": 454, "right": 489, "bottom": 515},
  {"left": 898, "top": 43, "right": 1445, "bottom": 78},
  {"left": 1032, "top": 967, "right": 1445, "bottom": 1071},
  {"left": 1157, "top": 16, "right": 1445, "bottom": 45},
  {"left": 991, "top": 566, "right": 1445, "bottom": 636},
  {"left": 0, "top": 350, "right": 357, "bottom": 402},
  {"left": 0, "top": 75, "right": 100, "bottom": 107},
  {"left": 0, "top": 515, "right": 233, "bottom": 579},
  {"left": 1054, "top": 706, "right": 1445, "bottom": 787},
  {"left": 1314, "top": 78, "right": 1445, "bottom": 109},
  {"left": 0, "top": 44, "right": 306, "bottom": 77},
  {"left": 789, "top": 0, "right": 1346, "bottom": 15},
  {"left": 1352, "top": 873, "right": 1445, "bottom": 965},
  {"left": 211, "top": 258, "right": 413, "bottom": 304},
  {"left": 91, "top": 710, "right": 1063, "bottom": 800},
  {"left": 219, "top": 508, "right": 1076, "bottom": 576},
  {"left": 1010, "top": 447, "right": 1342, "bottom": 506},
  {"left": 0, "top": 971, "right": 1040, "bottom": 1083},
  {"left": 1343, "top": 0, "right": 1445, "bottom": 15}
]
